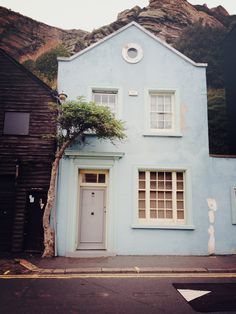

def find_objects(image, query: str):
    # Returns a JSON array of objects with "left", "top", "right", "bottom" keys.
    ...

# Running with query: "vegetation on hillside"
[
  {"left": 175, "top": 22, "right": 229, "bottom": 154},
  {"left": 23, "top": 45, "right": 71, "bottom": 89},
  {"left": 207, "top": 89, "right": 229, "bottom": 154},
  {"left": 174, "top": 22, "right": 227, "bottom": 89}
]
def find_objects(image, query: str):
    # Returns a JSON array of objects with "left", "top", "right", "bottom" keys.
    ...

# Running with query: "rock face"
[
  {"left": 0, "top": 6, "right": 88, "bottom": 61},
  {"left": 84, "top": 0, "right": 232, "bottom": 46},
  {"left": 0, "top": 0, "right": 235, "bottom": 61}
]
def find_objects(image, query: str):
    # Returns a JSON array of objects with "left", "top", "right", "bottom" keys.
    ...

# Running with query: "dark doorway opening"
[
  {"left": 24, "top": 191, "right": 47, "bottom": 253},
  {"left": 0, "top": 175, "right": 15, "bottom": 252}
]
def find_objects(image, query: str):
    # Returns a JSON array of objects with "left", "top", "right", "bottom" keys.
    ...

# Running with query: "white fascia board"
[
  {"left": 57, "top": 21, "right": 207, "bottom": 68},
  {"left": 65, "top": 150, "right": 125, "bottom": 160}
]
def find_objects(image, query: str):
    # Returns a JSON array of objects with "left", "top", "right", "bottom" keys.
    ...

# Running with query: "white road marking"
[{"left": 177, "top": 289, "right": 211, "bottom": 302}]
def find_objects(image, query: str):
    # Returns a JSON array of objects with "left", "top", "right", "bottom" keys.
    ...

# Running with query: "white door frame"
[{"left": 77, "top": 169, "right": 108, "bottom": 250}]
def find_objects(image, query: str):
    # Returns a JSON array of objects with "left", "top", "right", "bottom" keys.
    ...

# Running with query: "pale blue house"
[{"left": 56, "top": 22, "right": 236, "bottom": 257}]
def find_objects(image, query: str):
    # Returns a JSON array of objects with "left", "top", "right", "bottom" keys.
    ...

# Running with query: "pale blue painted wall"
[{"left": 56, "top": 23, "right": 236, "bottom": 256}]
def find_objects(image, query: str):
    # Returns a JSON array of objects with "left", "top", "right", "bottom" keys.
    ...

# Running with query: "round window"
[{"left": 122, "top": 43, "right": 143, "bottom": 63}]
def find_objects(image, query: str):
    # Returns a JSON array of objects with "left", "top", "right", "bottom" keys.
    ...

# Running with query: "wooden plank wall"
[{"left": 0, "top": 50, "right": 56, "bottom": 252}]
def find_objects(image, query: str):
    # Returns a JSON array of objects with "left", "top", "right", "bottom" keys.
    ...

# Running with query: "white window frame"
[
  {"left": 122, "top": 43, "right": 143, "bottom": 64},
  {"left": 90, "top": 87, "right": 121, "bottom": 118},
  {"left": 132, "top": 166, "right": 194, "bottom": 230},
  {"left": 143, "top": 89, "right": 182, "bottom": 137}
]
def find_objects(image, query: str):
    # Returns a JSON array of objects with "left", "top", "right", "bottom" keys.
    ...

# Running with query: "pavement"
[{"left": 1, "top": 254, "right": 236, "bottom": 275}]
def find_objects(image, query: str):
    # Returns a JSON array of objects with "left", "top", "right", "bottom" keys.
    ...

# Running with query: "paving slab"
[{"left": 65, "top": 267, "right": 102, "bottom": 274}]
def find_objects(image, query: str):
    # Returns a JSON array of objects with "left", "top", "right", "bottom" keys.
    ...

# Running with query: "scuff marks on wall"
[{"left": 207, "top": 198, "right": 217, "bottom": 255}]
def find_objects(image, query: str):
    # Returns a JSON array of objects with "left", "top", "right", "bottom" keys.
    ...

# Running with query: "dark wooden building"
[
  {"left": 223, "top": 24, "right": 236, "bottom": 155},
  {"left": 0, "top": 49, "right": 56, "bottom": 253}
]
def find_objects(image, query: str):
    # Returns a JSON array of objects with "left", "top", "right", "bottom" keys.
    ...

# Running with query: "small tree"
[{"left": 43, "top": 98, "right": 126, "bottom": 258}]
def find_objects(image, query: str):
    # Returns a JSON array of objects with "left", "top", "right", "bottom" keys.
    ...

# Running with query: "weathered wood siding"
[{"left": 0, "top": 49, "right": 56, "bottom": 252}]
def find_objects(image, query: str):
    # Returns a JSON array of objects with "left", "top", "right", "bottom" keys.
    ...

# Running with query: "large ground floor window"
[{"left": 138, "top": 170, "right": 185, "bottom": 225}]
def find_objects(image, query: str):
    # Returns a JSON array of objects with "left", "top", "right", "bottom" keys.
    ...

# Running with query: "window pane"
[
  {"left": 139, "top": 191, "right": 145, "bottom": 199},
  {"left": 139, "top": 210, "right": 146, "bottom": 219},
  {"left": 165, "top": 181, "right": 172, "bottom": 190},
  {"left": 127, "top": 47, "right": 138, "bottom": 58},
  {"left": 139, "top": 172, "right": 145, "bottom": 180},
  {"left": 150, "top": 191, "right": 157, "bottom": 199},
  {"left": 139, "top": 200, "right": 145, "bottom": 209},
  {"left": 177, "top": 172, "right": 183, "bottom": 180},
  {"left": 98, "top": 174, "right": 105, "bottom": 183},
  {"left": 158, "top": 191, "right": 164, "bottom": 199},
  {"left": 177, "top": 182, "right": 184, "bottom": 190},
  {"left": 166, "top": 200, "right": 172, "bottom": 208},
  {"left": 150, "top": 210, "right": 157, "bottom": 219},
  {"left": 166, "top": 210, "right": 173, "bottom": 219},
  {"left": 177, "top": 192, "right": 184, "bottom": 200},
  {"left": 4, "top": 112, "right": 30, "bottom": 135},
  {"left": 150, "top": 172, "right": 156, "bottom": 180},
  {"left": 150, "top": 200, "right": 156, "bottom": 208},
  {"left": 165, "top": 191, "right": 172, "bottom": 199},
  {"left": 165, "top": 121, "right": 172, "bottom": 129},
  {"left": 164, "top": 96, "right": 171, "bottom": 105},
  {"left": 177, "top": 201, "right": 184, "bottom": 209},
  {"left": 94, "top": 94, "right": 101, "bottom": 103},
  {"left": 139, "top": 181, "right": 146, "bottom": 189},
  {"left": 109, "top": 94, "right": 116, "bottom": 104},
  {"left": 165, "top": 102, "right": 172, "bottom": 112},
  {"left": 158, "top": 200, "right": 164, "bottom": 208},
  {"left": 157, "top": 121, "right": 164, "bottom": 129},
  {"left": 150, "top": 181, "right": 157, "bottom": 189},
  {"left": 83, "top": 173, "right": 97, "bottom": 183},
  {"left": 158, "top": 103, "right": 164, "bottom": 112},
  {"left": 177, "top": 211, "right": 184, "bottom": 219},
  {"left": 158, "top": 210, "right": 165, "bottom": 218},
  {"left": 151, "top": 96, "right": 157, "bottom": 111},
  {"left": 158, "top": 96, "right": 164, "bottom": 106}
]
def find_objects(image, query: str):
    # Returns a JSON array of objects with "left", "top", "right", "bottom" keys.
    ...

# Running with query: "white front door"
[{"left": 78, "top": 187, "right": 106, "bottom": 249}]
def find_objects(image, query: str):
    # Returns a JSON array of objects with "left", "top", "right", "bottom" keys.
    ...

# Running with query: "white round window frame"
[{"left": 122, "top": 43, "right": 143, "bottom": 64}]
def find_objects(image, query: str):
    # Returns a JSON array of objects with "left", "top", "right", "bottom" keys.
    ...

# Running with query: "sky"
[{"left": 0, "top": 0, "right": 235, "bottom": 31}]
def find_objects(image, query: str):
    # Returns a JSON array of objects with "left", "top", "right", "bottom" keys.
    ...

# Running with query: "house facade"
[
  {"left": 56, "top": 22, "right": 236, "bottom": 257},
  {"left": 0, "top": 49, "right": 56, "bottom": 252}
]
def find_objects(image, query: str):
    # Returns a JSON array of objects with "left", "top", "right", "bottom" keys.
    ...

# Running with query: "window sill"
[
  {"left": 131, "top": 224, "right": 195, "bottom": 230},
  {"left": 143, "top": 131, "right": 182, "bottom": 138}
]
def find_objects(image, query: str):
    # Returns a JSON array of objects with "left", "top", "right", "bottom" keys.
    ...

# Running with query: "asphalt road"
[{"left": 1, "top": 275, "right": 236, "bottom": 314}]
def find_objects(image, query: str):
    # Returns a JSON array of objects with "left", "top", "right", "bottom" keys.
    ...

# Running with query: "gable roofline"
[
  {"left": 58, "top": 21, "right": 207, "bottom": 68},
  {"left": 0, "top": 48, "right": 56, "bottom": 97}
]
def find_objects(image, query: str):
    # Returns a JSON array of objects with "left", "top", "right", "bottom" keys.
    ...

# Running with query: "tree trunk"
[
  {"left": 42, "top": 140, "right": 71, "bottom": 258},
  {"left": 42, "top": 156, "right": 60, "bottom": 258}
]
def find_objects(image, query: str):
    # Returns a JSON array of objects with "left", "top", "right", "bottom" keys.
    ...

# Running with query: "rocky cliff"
[
  {"left": 0, "top": 6, "right": 87, "bottom": 62},
  {"left": 84, "top": 0, "right": 235, "bottom": 46},
  {"left": 0, "top": 0, "right": 235, "bottom": 62}
]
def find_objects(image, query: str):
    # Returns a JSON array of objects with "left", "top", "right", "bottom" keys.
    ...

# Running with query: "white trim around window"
[
  {"left": 132, "top": 166, "right": 194, "bottom": 230},
  {"left": 88, "top": 86, "right": 122, "bottom": 118},
  {"left": 143, "top": 89, "right": 182, "bottom": 137}
]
